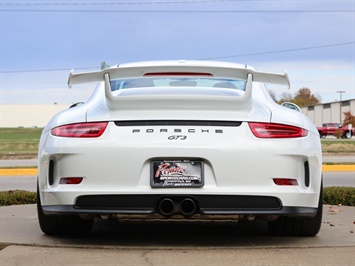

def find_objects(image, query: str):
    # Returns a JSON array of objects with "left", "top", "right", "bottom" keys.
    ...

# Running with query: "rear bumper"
[{"left": 42, "top": 194, "right": 318, "bottom": 218}]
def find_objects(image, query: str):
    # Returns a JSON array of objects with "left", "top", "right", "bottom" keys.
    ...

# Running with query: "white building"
[{"left": 300, "top": 99, "right": 355, "bottom": 127}]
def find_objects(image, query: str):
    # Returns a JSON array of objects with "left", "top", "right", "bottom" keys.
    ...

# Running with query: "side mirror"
[{"left": 281, "top": 102, "right": 301, "bottom": 112}]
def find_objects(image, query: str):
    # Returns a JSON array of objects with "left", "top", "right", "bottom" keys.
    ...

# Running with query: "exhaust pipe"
[
  {"left": 158, "top": 198, "right": 175, "bottom": 217},
  {"left": 180, "top": 198, "right": 196, "bottom": 217}
]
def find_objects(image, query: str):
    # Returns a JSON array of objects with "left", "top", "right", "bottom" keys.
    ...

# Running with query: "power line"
[
  {"left": 0, "top": 9, "right": 353, "bottom": 13},
  {"left": 0, "top": 0, "right": 256, "bottom": 5},
  {"left": 0, "top": 67, "right": 97, "bottom": 74},
  {"left": 1, "top": 41, "right": 354, "bottom": 74},
  {"left": 0, "top": 0, "right": 351, "bottom": 5},
  {"left": 200, "top": 41, "right": 355, "bottom": 60},
  {"left": 0, "top": 0, "right": 234, "bottom": 5}
]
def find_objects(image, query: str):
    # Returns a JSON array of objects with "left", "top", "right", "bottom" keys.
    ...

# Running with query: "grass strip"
[
  {"left": 0, "top": 190, "right": 37, "bottom": 206},
  {"left": 323, "top": 187, "right": 355, "bottom": 206}
]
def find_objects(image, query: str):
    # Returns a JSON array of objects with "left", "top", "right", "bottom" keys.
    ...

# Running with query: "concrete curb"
[
  {"left": 322, "top": 165, "right": 355, "bottom": 172},
  {"left": 0, "top": 165, "right": 354, "bottom": 176},
  {"left": 0, "top": 168, "right": 38, "bottom": 176}
]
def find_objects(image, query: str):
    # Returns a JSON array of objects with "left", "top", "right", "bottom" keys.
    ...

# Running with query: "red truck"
[{"left": 317, "top": 123, "right": 354, "bottom": 139}]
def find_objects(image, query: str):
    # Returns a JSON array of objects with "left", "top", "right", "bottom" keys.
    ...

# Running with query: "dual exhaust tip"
[{"left": 158, "top": 197, "right": 197, "bottom": 217}]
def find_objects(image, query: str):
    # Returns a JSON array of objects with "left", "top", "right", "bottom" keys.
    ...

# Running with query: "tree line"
[{"left": 269, "top": 87, "right": 321, "bottom": 107}]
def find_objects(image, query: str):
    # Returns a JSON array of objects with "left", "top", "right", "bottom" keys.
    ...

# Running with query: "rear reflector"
[
  {"left": 51, "top": 122, "right": 108, "bottom": 138},
  {"left": 248, "top": 122, "right": 308, "bottom": 138},
  {"left": 273, "top": 178, "right": 299, "bottom": 186},
  {"left": 143, "top": 72, "right": 213, "bottom": 77},
  {"left": 59, "top": 178, "right": 83, "bottom": 185}
]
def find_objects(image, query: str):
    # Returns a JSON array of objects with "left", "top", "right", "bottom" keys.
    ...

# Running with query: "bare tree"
[
  {"left": 278, "top": 92, "right": 294, "bottom": 104},
  {"left": 267, "top": 90, "right": 278, "bottom": 102}
]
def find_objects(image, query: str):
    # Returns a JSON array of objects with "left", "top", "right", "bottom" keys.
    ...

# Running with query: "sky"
[{"left": 0, "top": 0, "right": 354, "bottom": 105}]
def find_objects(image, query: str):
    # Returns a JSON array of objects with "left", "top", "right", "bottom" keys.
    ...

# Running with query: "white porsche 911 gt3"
[{"left": 37, "top": 60, "right": 322, "bottom": 236}]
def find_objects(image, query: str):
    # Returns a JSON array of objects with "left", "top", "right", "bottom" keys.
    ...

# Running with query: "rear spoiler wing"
[
  {"left": 68, "top": 65, "right": 290, "bottom": 88},
  {"left": 68, "top": 64, "right": 289, "bottom": 109}
]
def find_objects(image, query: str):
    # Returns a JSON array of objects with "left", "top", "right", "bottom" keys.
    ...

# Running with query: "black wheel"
[
  {"left": 344, "top": 131, "right": 352, "bottom": 139},
  {"left": 318, "top": 132, "right": 326, "bottom": 138},
  {"left": 37, "top": 183, "right": 93, "bottom": 236},
  {"left": 268, "top": 183, "right": 323, "bottom": 237}
]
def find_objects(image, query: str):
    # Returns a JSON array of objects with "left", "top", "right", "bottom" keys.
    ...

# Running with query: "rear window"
[{"left": 110, "top": 77, "right": 246, "bottom": 92}]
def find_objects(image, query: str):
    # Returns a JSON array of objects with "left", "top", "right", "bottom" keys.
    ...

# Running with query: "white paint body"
[{"left": 38, "top": 61, "right": 322, "bottom": 219}]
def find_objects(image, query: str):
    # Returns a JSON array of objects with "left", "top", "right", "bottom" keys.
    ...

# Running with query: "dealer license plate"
[{"left": 151, "top": 160, "right": 204, "bottom": 188}]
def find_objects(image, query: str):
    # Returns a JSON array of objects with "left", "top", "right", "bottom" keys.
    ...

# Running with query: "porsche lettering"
[{"left": 132, "top": 129, "right": 223, "bottom": 133}]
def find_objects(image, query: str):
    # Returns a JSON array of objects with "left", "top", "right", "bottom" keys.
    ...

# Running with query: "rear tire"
[
  {"left": 37, "top": 183, "right": 93, "bottom": 236},
  {"left": 318, "top": 132, "right": 326, "bottom": 138},
  {"left": 268, "top": 184, "right": 323, "bottom": 237},
  {"left": 345, "top": 131, "right": 352, "bottom": 139}
]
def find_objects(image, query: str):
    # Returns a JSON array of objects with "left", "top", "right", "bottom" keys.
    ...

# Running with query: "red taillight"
[
  {"left": 273, "top": 178, "right": 299, "bottom": 186},
  {"left": 51, "top": 122, "right": 108, "bottom": 138},
  {"left": 248, "top": 123, "right": 308, "bottom": 138},
  {"left": 59, "top": 177, "right": 83, "bottom": 184},
  {"left": 143, "top": 72, "right": 213, "bottom": 77}
]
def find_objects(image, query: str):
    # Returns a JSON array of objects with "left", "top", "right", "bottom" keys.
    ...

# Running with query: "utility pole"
[{"left": 336, "top": 91, "right": 345, "bottom": 124}]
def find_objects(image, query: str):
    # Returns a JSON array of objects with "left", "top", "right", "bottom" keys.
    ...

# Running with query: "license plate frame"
[{"left": 150, "top": 160, "right": 204, "bottom": 188}]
